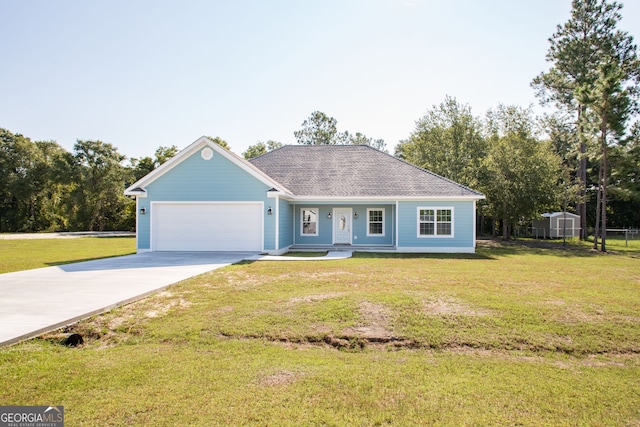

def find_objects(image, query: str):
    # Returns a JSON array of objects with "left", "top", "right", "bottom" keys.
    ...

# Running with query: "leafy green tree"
[
  {"left": 71, "top": 140, "right": 132, "bottom": 231},
  {"left": 294, "top": 111, "right": 340, "bottom": 145},
  {"left": 615, "top": 122, "right": 640, "bottom": 202},
  {"left": 343, "top": 132, "right": 386, "bottom": 151},
  {"left": 482, "top": 105, "right": 562, "bottom": 239},
  {"left": 242, "top": 140, "right": 283, "bottom": 160},
  {"left": 0, "top": 129, "right": 40, "bottom": 231},
  {"left": 130, "top": 145, "right": 178, "bottom": 182},
  {"left": 294, "top": 111, "right": 386, "bottom": 150},
  {"left": 395, "top": 96, "right": 486, "bottom": 189},
  {"left": 207, "top": 136, "right": 231, "bottom": 150},
  {"left": 540, "top": 112, "right": 581, "bottom": 166},
  {"left": 0, "top": 129, "right": 75, "bottom": 232},
  {"left": 154, "top": 145, "right": 179, "bottom": 164},
  {"left": 604, "top": 121, "right": 640, "bottom": 227},
  {"left": 577, "top": 60, "right": 638, "bottom": 251},
  {"left": 31, "top": 140, "right": 75, "bottom": 231}
]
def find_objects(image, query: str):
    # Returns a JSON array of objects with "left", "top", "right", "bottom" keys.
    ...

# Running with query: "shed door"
[
  {"left": 557, "top": 218, "right": 574, "bottom": 237},
  {"left": 152, "top": 203, "right": 262, "bottom": 251}
]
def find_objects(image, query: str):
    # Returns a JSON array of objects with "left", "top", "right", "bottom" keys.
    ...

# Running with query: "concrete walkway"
[{"left": 0, "top": 252, "right": 253, "bottom": 347}]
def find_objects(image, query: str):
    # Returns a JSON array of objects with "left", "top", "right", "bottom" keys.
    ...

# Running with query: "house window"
[
  {"left": 418, "top": 207, "right": 453, "bottom": 237},
  {"left": 367, "top": 208, "right": 385, "bottom": 236},
  {"left": 301, "top": 208, "right": 318, "bottom": 236}
]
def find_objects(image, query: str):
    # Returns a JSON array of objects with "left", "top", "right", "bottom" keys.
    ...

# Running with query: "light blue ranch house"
[{"left": 125, "top": 136, "right": 485, "bottom": 254}]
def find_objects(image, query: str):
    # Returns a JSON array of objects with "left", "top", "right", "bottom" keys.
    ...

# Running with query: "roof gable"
[
  {"left": 124, "top": 136, "right": 292, "bottom": 196},
  {"left": 249, "top": 145, "right": 484, "bottom": 199}
]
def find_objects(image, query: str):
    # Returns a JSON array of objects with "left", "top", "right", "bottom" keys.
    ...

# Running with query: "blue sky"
[{"left": 2, "top": 0, "right": 639, "bottom": 159}]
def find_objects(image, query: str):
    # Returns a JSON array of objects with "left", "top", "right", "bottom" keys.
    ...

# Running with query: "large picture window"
[
  {"left": 301, "top": 208, "right": 318, "bottom": 236},
  {"left": 367, "top": 208, "right": 385, "bottom": 236},
  {"left": 418, "top": 207, "right": 453, "bottom": 237}
]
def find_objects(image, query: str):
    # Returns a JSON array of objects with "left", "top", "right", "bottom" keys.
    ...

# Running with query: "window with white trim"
[
  {"left": 367, "top": 208, "right": 385, "bottom": 236},
  {"left": 301, "top": 208, "right": 318, "bottom": 236},
  {"left": 418, "top": 207, "right": 453, "bottom": 237}
]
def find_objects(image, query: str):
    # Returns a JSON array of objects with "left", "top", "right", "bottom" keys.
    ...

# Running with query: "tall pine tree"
[{"left": 533, "top": 0, "right": 640, "bottom": 246}]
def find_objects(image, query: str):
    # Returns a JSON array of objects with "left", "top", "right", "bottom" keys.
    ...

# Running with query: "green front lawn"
[
  {"left": 0, "top": 237, "right": 136, "bottom": 273},
  {"left": 0, "top": 239, "right": 639, "bottom": 425}
]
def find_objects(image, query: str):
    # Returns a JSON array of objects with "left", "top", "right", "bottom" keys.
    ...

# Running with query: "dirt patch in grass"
[
  {"left": 143, "top": 292, "right": 191, "bottom": 319},
  {"left": 216, "top": 306, "right": 235, "bottom": 314},
  {"left": 423, "top": 297, "right": 491, "bottom": 317},
  {"left": 343, "top": 301, "right": 396, "bottom": 341},
  {"left": 219, "top": 271, "right": 267, "bottom": 289},
  {"left": 318, "top": 301, "right": 418, "bottom": 351},
  {"left": 288, "top": 293, "right": 347, "bottom": 304},
  {"left": 44, "top": 291, "right": 191, "bottom": 348},
  {"left": 258, "top": 370, "right": 301, "bottom": 387},
  {"left": 537, "top": 301, "right": 640, "bottom": 324}
]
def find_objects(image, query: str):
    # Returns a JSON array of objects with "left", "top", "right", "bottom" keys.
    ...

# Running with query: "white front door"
[{"left": 333, "top": 208, "right": 352, "bottom": 244}]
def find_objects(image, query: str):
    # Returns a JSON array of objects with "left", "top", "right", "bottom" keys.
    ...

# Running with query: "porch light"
[
  {"left": 354, "top": 211, "right": 358, "bottom": 219},
  {"left": 267, "top": 207, "right": 272, "bottom": 215},
  {"left": 327, "top": 212, "right": 332, "bottom": 219},
  {"left": 140, "top": 207, "right": 147, "bottom": 215}
]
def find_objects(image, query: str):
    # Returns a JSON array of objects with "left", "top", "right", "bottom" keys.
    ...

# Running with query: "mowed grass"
[
  {"left": 0, "top": 239, "right": 639, "bottom": 426},
  {"left": 0, "top": 237, "right": 136, "bottom": 273}
]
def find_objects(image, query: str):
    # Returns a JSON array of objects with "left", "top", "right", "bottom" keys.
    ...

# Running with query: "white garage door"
[{"left": 152, "top": 203, "right": 263, "bottom": 251}]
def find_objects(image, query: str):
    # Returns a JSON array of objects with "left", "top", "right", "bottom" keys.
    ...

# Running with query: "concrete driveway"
[{"left": 0, "top": 252, "right": 253, "bottom": 346}]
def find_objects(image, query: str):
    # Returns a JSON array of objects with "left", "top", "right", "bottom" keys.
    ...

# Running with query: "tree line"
[
  {"left": 533, "top": 0, "right": 639, "bottom": 251},
  {"left": 0, "top": 129, "right": 180, "bottom": 233},
  {"left": 397, "top": 1, "right": 640, "bottom": 247},
  {"left": 2, "top": 0, "right": 638, "bottom": 248},
  {"left": 244, "top": 0, "right": 640, "bottom": 246},
  {"left": 0, "top": 115, "right": 386, "bottom": 233}
]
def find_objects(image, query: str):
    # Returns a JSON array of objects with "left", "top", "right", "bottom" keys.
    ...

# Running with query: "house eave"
[
  {"left": 287, "top": 195, "right": 485, "bottom": 202},
  {"left": 124, "top": 187, "right": 147, "bottom": 197}
]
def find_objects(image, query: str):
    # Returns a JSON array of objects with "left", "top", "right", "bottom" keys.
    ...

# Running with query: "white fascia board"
[
  {"left": 124, "top": 189, "right": 148, "bottom": 197},
  {"left": 267, "top": 190, "right": 293, "bottom": 200},
  {"left": 123, "top": 136, "right": 294, "bottom": 197}
]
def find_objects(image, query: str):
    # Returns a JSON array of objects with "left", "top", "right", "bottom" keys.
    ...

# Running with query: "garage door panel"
[{"left": 153, "top": 203, "right": 262, "bottom": 251}]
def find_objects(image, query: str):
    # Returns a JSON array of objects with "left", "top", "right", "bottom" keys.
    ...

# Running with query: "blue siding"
[
  {"left": 293, "top": 204, "right": 394, "bottom": 246},
  {"left": 137, "top": 148, "right": 272, "bottom": 251},
  {"left": 397, "top": 201, "right": 475, "bottom": 250},
  {"left": 278, "top": 199, "right": 293, "bottom": 249},
  {"left": 294, "top": 205, "right": 334, "bottom": 245},
  {"left": 352, "top": 205, "right": 393, "bottom": 245}
]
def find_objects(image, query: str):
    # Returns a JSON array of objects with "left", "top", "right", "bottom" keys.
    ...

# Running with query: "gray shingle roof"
[{"left": 249, "top": 145, "right": 483, "bottom": 198}]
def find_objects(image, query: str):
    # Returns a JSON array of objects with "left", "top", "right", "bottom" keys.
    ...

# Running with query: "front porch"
[{"left": 291, "top": 204, "right": 396, "bottom": 248}]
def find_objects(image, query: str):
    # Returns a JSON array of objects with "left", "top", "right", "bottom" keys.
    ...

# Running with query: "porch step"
[{"left": 289, "top": 245, "right": 396, "bottom": 252}]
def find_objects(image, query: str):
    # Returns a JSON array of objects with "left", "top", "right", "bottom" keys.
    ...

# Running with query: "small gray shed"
[{"left": 532, "top": 212, "right": 581, "bottom": 239}]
